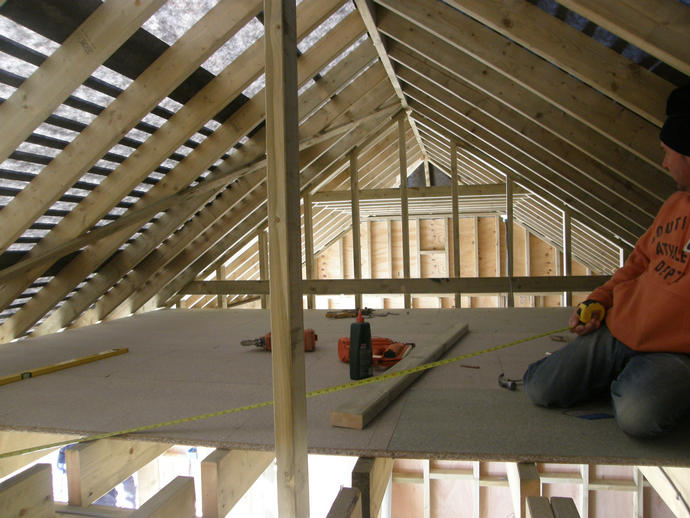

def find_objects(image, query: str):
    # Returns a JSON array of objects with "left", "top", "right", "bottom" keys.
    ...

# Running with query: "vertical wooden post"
[
  {"left": 423, "top": 460, "right": 431, "bottom": 518},
  {"left": 562, "top": 207, "right": 572, "bottom": 307},
  {"left": 506, "top": 176, "right": 514, "bottom": 307},
  {"left": 450, "top": 138, "right": 461, "bottom": 308},
  {"left": 264, "top": 1, "right": 310, "bottom": 516},
  {"left": 216, "top": 266, "right": 227, "bottom": 309},
  {"left": 350, "top": 149, "right": 363, "bottom": 309},
  {"left": 579, "top": 464, "right": 589, "bottom": 518},
  {"left": 303, "top": 193, "right": 315, "bottom": 309},
  {"left": 398, "top": 117, "right": 411, "bottom": 308},
  {"left": 259, "top": 229, "right": 269, "bottom": 309}
]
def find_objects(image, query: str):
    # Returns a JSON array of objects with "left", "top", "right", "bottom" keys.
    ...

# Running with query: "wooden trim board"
[{"left": 330, "top": 321, "right": 469, "bottom": 429}]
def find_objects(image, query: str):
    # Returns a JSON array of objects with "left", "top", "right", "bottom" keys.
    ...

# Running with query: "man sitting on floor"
[{"left": 523, "top": 85, "right": 690, "bottom": 438}]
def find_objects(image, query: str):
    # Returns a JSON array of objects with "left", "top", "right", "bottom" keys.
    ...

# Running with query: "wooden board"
[{"left": 330, "top": 322, "right": 469, "bottom": 429}]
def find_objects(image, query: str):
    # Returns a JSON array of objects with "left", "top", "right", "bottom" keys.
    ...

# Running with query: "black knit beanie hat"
[{"left": 660, "top": 84, "right": 690, "bottom": 157}]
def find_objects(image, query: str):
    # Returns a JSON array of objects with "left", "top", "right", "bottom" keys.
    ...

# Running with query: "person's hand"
[{"left": 568, "top": 306, "right": 602, "bottom": 336}]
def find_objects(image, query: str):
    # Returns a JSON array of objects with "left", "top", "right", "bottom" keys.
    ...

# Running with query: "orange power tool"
[
  {"left": 241, "top": 329, "right": 317, "bottom": 352},
  {"left": 337, "top": 336, "right": 414, "bottom": 369}
]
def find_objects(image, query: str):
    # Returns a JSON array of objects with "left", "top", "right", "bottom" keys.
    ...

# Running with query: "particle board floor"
[{"left": 1, "top": 308, "right": 688, "bottom": 466}]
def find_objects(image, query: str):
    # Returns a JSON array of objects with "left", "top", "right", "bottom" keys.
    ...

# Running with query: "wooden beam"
[
  {"left": 0, "top": 0, "right": 259, "bottom": 256},
  {"left": 0, "top": 430, "right": 78, "bottom": 480},
  {"left": 183, "top": 275, "right": 611, "bottom": 295},
  {"left": 351, "top": 457, "right": 394, "bottom": 518},
  {"left": 0, "top": 463, "right": 54, "bottom": 517},
  {"left": 0, "top": 0, "right": 166, "bottom": 168},
  {"left": 15, "top": 0, "right": 360, "bottom": 340},
  {"left": 352, "top": 0, "right": 427, "bottom": 162},
  {"left": 562, "top": 207, "right": 573, "bottom": 307},
  {"left": 506, "top": 177, "right": 515, "bottom": 307},
  {"left": 66, "top": 440, "right": 169, "bottom": 507},
  {"left": 331, "top": 322, "right": 469, "bottom": 429},
  {"left": 557, "top": 0, "right": 690, "bottom": 78},
  {"left": 507, "top": 462, "right": 541, "bottom": 518},
  {"left": 378, "top": 0, "right": 666, "bottom": 167},
  {"left": 638, "top": 466, "right": 690, "bottom": 518},
  {"left": 350, "top": 149, "right": 363, "bottom": 309},
  {"left": 264, "top": 0, "right": 309, "bottom": 516},
  {"left": 326, "top": 487, "right": 362, "bottom": 518},
  {"left": 450, "top": 138, "right": 461, "bottom": 308},
  {"left": 259, "top": 229, "right": 270, "bottom": 309},
  {"left": 399, "top": 117, "right": 411, "bottom": 308},
  {"left": 442, "top": 0, "right": 671, "bottom": 125},
  {"left": 201, "top": 449, "right": 275, "bottom": 518},
  {"left": 129, "top": 477, "right": 195, "bottom": 518}
]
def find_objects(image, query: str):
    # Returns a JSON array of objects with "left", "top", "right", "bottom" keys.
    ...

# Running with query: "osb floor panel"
[{"left": 1, "top": 308, "right": 688, "bottom": 466}]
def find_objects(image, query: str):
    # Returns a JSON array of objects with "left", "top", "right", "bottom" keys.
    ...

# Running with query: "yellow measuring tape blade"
[
  {"left": 0, "top": 327, "right": 568, "bottom": 459},
  {"left": 0, "top": 348, "right": 129, "bottom": 387}
]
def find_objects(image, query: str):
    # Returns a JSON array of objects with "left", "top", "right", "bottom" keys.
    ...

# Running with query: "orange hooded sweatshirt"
[{"left": 588, "top": 190, "right": 690, "bottom": 353}]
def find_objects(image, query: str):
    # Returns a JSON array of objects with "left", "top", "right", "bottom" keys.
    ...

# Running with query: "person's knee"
[
  {"left": 614, "top": 396, "right": 662, "bottom": 437},
  {"left": 523, "top": 364, "right": 559, "bottom": 407}
]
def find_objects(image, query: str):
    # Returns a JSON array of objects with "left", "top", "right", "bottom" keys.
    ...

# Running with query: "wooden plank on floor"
[
  {"left": 352, "top": 457, "right": 393, "bottom": 518},
  {"left": 550, "top": 497, "right": 581, "bottom": 518},
  {"left": 128, "top": 476, "right": 194, "bottom": 518},
  {"left": 66, "top": 440, "right": 169, "bottom": 506},
  {"left": 201, "top": 449, "right": 275, "bottom": 518},
  {"left": 0, "top": 463, "right": 54, "bottom": 518},
  {"left": 330, "top": 322, "right": 469, "bottom": 429},
  {"left": 526, "top": 496, "right": 554, "bottom": 518},
  {"left": 326, "top": 487, "right": 362, "bottom": 518}
]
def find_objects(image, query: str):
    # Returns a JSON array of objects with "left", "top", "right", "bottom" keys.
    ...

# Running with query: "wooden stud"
[
  {"left": 632, "top": 467, "right": 643, "bottom": 518},
  {"left": 0, "top": 463, "right": 54, "bottom": 518},
  {"left": 579, "top": 464, "right": 589, "bottom": 518},
  {"left": 506, "top": 176, "right": 515, "bottom": 307},
  {"left": 259, "top": 229, "right": 270, "bottom": 309},
  {"left": 66, "top": 440, "right": 169, "bottom": 507},
  {"left": 303, "top": 194, "right": 315, "bottom": 309},
  {"left": 331, "top": 322, "right": 469, "bottom": 429},
  {"left": 350, "top": 149, "right": 363, "bottom": 309},
  {"left": 351, "top": 457, "right": 394, "bottom": 518},
  {"left": 562, "top": 207, "right": 573, "bottom": 307},
  {"left": 472, "top": 461, "right": 481, "bottom": 518},
  {"left": 506, "top": 462, "right": 541, "bottom": 518},
  {"left": 216, "top": 266, "right": 227, "bottom": 309},
  {"left": 450, "top": 138, "right": 462, "bottom": 308},
  {"left": 129, "top": 476, "right": 195, "bottom": 518},
  {"left": 423, "top": 460, "right": 431, "bottom": 518},
  {"left": 264, "top": 0, "right": 309, "bottom": 516},
  {"left": 201, "top": 449, "right": 275, "bottom": 518},
  {"left": 326, "top": 487, "right": 362, "bottom": 518},
  {"left": 399, "top": 117, "right": 411, "bottom": 308}
]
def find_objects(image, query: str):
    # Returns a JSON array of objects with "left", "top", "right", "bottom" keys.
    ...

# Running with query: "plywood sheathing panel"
[{"left": 0, "top": 309, "right": 689, "bottom": 465}]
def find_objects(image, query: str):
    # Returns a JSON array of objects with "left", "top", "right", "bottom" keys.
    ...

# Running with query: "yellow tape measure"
[
  {"left": 0, "top": 327, "right": 569, "bottom": 460},
  {"left": 576, "top": 300, "right": 606, "bottom": 324}
]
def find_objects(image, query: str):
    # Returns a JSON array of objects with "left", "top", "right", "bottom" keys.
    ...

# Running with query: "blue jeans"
[{"left": 523, "top": 325, "right": 690, "bottom": 438}]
